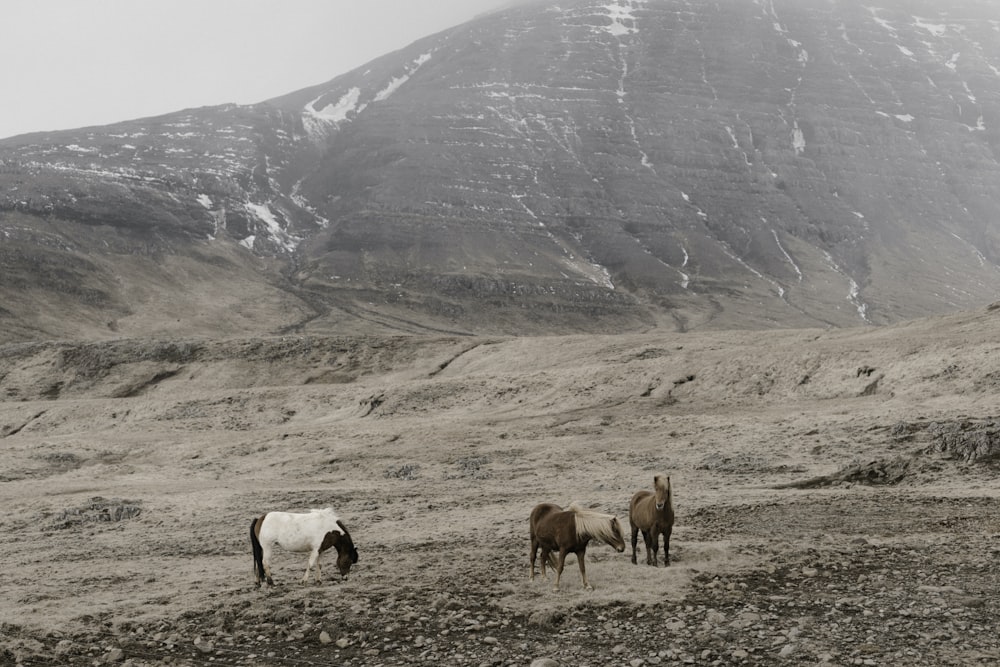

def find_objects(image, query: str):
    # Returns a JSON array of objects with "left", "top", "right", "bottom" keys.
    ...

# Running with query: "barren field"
[{"left": 1, "top": 306, "right": 999, "bottom": 666}]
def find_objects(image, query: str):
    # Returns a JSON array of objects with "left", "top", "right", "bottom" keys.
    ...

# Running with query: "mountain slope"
[{"left": 3, "top": 0, "right": 1000, "bottom": 341}]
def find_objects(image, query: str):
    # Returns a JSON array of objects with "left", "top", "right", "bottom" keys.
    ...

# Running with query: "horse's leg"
[
  {"left": 262, "top": 544, "right": 275, "bottom": 585},
  {"left": 553, "top": 549, "right": 567, "bottom": 592},
  {"left": 529, "top": 538, "right": 538, "bottom": 581},
  {"left": 650, "top": 526, "right": 661, "bottom": 567},
  {"left": 663, "top": 524, "right": 672, "bottom": 566},
  {"left": 539, "top": 548, "right": 551, "bottom": 579},
  {"left": 302, "top": 549, "right": 320, "bottom": 584},
  {"left": 642, "top": 529, "right": 654, "bottom": 566},
  {"left": 577, "top": 546, "right": 592, "bottom": 591},
  {"left": 630, "top": 520, "right": 640, "bottom": 565}
]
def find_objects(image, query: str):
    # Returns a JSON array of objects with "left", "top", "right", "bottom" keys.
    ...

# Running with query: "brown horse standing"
[
  {"left": 529, "top": 502, "right": 626, "bottom": 591},
  {"left": 629, "top": 475, "right": 675, "bottom": 566}
]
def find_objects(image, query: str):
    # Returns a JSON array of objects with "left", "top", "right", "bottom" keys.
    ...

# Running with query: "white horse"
[{"left": 250, "top": 507, "right": 358, "bottom": 586}]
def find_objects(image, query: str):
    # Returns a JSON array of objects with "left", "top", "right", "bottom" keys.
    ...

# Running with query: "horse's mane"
[
  {"left": 567, "top": 503, "right": 619, "bottom": 542},
  {"left": 655, "top": 476, "right": 674, "bottom": 507}
]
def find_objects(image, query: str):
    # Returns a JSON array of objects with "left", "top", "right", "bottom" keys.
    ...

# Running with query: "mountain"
[{"left": 3, "top": 0, "right": 1000, "bottom": 342}]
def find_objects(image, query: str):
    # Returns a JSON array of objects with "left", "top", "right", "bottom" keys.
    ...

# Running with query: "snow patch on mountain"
[
  {"left": 245, "top": 202, "right": 300, "bottom": 252},
  {"left": 375, "top": 52, "right": 433, "bottom": 102},
  {"left": 602, "top": 1, "right": 640, "bottom": 37},
  {"left": 303, "top": 87, "right": 362, "bottom": 139},
  {"left": 913, "top": 18, "right": 947, "bottom": 37}
]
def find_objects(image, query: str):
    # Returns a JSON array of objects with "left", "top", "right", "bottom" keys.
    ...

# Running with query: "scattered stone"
[
  {"left": 527, "top": 610, "right": 564, "bottom": 628},
  {"left": 530, "top": 659, "right": 559, "bottom": 667},
  {"left": 102, "top": 648, "right": 125, "bottom": 663}
]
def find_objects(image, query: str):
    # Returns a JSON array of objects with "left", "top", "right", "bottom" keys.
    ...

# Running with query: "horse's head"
[
  {"left": 322, "top": 521, "right": 359, "bottom": 579},
  {"left": 609, "top": 517, "right": 626, "bottom": 552},
  {"left": 653, "top": 475, "right": 671, "bottom": 511},
  {"left": 334, "top": 538, "right": 359, "bottom": 578}
]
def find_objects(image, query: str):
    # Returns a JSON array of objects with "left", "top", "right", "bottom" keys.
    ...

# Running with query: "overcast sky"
[{"left": 0, "top": 0, "right": 513, "bottom": 139}]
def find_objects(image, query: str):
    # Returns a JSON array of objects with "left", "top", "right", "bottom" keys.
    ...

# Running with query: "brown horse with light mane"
[
  {"left": 529, "top": 502, "right": 626, "bottom": 591},
  {"left": 629, "top": 475, "right": 675, "bottom": 566}
]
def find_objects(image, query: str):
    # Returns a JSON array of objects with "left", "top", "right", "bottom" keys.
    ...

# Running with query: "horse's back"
[
  {"left": 530, "top": 502, "right": 562, "bottom": 529},
  {"left": 259, "top": 508, "right": 342, "bottom": 551},
  {"left": 531, "top": 503, "right": 576, "bottom": 541}
]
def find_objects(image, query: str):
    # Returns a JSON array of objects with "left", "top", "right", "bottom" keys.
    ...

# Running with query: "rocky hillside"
[{"left": 3, "top": 0, "right": 1000, "bottom": 341}]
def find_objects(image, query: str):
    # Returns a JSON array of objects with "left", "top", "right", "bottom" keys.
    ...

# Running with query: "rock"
[
  {"left": 318, "top": 631, "right": 332, "bottom": 644},
  {"left": 530, "top": 659, "right": 559, "bottom": 667},
  {"left": 527, "top": 610, "right": 564, "bottom": 627},
  {"left": 102, "top": 648, "right": 125, "bottom": 663},
  {"left": 335, "top": 637, "right": 350, "bottom": 648},
  {"left": 705, "top": 610, "right": 726, "bottom": 624}
]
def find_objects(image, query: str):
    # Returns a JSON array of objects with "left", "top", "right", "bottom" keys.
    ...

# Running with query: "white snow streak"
[
  {"left": 792, "top": 122, "right": 806, "bottom": 154},
  {"left": 770, "top": 227, "right": 802, "bottom": 282},
  {"left": 913, "top": 18, "right": 947, "bottom": 37},
  {"left": 246, "top": 203, "right": 299, "bottom": 252},
  {"left": 823, "top": 251, "right": 871, "bottom": 324},
  {"left": 679, "top": 245, "right": 690, "bottom": 289},
  {"left": 951, "top": 232, "right": 988, "bottom": 266},
  {"left": 375, "top": 52, "right": 433, "bottom": 102}
]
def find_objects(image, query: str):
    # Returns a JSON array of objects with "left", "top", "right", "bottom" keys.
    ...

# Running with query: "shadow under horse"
[
  {"left": 529, "top": 502, "right": 626, "bottom": 591},
  {"left": 629, "top": 475, "right": 675, "bottom": 566}
]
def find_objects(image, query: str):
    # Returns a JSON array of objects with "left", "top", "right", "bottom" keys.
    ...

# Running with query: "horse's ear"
[{"left": 654, "top": 474, "right": 662, "bottom": 486}]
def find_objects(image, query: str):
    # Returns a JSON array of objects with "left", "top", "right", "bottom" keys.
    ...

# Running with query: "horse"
[
  {"left": 629, "top": 474, "right": 675, "bottom": 566},
  {"left": 529, "top": 502, "right": 626, "bottom": 591},
  {"left": 250, "top": 507, "right": 358, "bottom": 587}
]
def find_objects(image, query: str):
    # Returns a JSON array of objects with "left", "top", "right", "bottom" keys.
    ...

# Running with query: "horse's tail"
[{"left": 250, "top": 516, "right": 265, "bottom": 586}]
